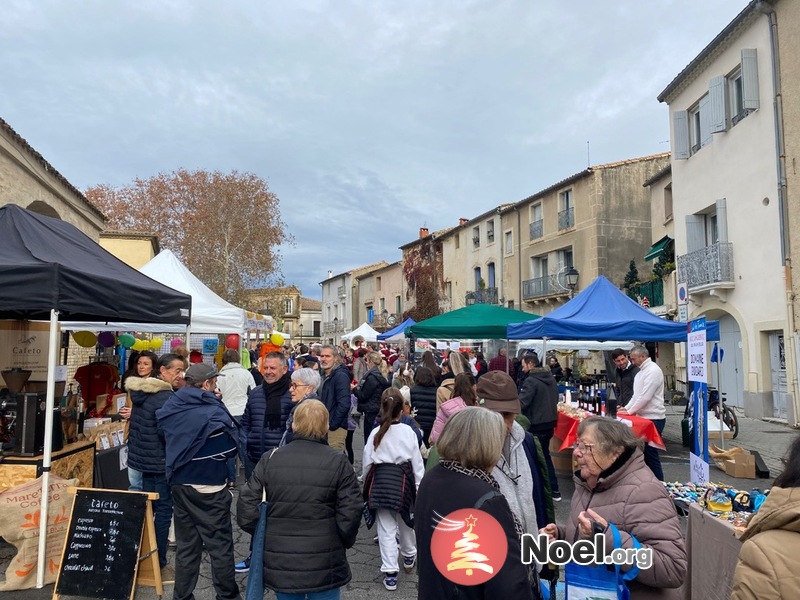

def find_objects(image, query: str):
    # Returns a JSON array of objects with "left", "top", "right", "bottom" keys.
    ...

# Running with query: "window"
[
  {"left": 445, "top": 282, "right": 452, "bottom": 303},
  {"left": 472, "top": 226, "right": 480, "bottom": 248},
  {"left": 558, "top": 190, "right": 574, "bottom": 230},
  {"left": 474, "top": 267, "right": 482, "bottom": 290},
  {"left": 395, "top": 295, "right": 401, "bottom": 314},
  {"left": 685, "top": 198, "right": 728, "bottom": 252},
  {"left": 504, "top": 230, "right": 513, "bottom": 255},
  {"left": 284, "top": 298, "right": 293, "bottom": 314},
  {"left": 379, "top": 297, "right": 385, "bottom": 312},
  {"left": 487, "top": 263, "right": 496, "bottom": 289},
  {"left": 529, "top": 203, "right": 543, "bottom": 240},
  {"left": 487, "top": 219, "right": 495, "bottom": 243},
  {"left": 557, "top": 248, "right": 574, "bottom": 270},
  {"left": 455, "top": 233, "right": 460, "bottom": 249},
  {"left": 530, "top": 256, "right": 548, "bottom": 279},
  {"left": 674, "top": 49, "right": 758, "bottom": 160},
  {"left": 376, "top": 276, "right": 382, "bottom": 291},
  {"left": 664, "top": 184, "right": 673, "bottom": 223},
  {"left": 507, "top": 300, "right": 515, "bottom": 309}
]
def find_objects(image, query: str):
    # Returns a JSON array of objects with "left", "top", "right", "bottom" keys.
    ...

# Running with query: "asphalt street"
[{"left": 2, "top": 407, "right": 796, "bottom": 600}]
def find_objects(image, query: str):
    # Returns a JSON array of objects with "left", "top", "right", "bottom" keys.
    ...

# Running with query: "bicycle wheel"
[{"left": 722, "top": 405, "right": 739, "bottom": 439}]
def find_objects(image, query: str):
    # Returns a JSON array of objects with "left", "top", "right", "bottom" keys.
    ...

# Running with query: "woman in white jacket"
[{"left": 363, "top": 388, "right": 425, "bottom": 592}]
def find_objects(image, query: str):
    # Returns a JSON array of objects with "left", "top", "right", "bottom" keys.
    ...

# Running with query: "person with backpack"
[{"left": 351, "top": 351, "right": 390, "bottom": 438}]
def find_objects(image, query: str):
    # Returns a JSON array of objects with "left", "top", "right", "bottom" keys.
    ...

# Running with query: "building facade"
[
  {"left": 0, "top": 117, "right": 105, "bottom": 237},
  {"left": 99, "top": 231, "right": 160, "bottom": 269},
  {"left": 659, "top": 1, "right": 794, "bottom": 420},
  {"left": 320, "top": 261, "right": 389, "bottom": 344},
  {"left": 355, "top": 261, "right": 404, "bottom": 332},
  {"left": 500, "top": 153, "right": 670, "bottom": 316}
]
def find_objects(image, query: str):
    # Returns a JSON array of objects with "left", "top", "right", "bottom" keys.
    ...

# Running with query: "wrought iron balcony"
[
  {"left": 677, "top": 242, "right": 734, "bottom": 290},
  {"left": 626, "top": 278, "right": 664, "bottom": 307},
  {"left": 465, "top": 287, "right": 498, "bottom": 305},
  {"left": 529, "top": 219, "right": 543, "bottom": 240},
  {"left": 522, "top": 275, "right": 555, "bottom": 300},
  {"left": 558, "top": 207, "right": 574, "bottom": 230}
]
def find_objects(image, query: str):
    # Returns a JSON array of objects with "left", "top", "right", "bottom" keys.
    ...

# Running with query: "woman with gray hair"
[
  {"left": 280, "top": 367, "right": 321, "bottom": 447},
  {"left": 415, "top": 407, "right": 535, "bottom": 599},
  {"left": 540, "top": 417, "right": 686, "bottom": 599}
]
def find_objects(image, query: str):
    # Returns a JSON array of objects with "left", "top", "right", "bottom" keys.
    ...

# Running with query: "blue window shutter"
[
  {"left": 686, "top": 215, "right": 705, "bottom": 253},
  {"left": 709, "top": 75, "right": 726, "bottom": 133},
  {"left": 673, "top": 110, "right": 689, "bottom": 160},
  {"left": 741, "top": 49, "right": 759, "bottom": 110},
  {"left": 715, "top": 198, "right": 728, "bottom": 244},
  {"left": 699, "top": 95, "right": 713, "bottom": 147}
]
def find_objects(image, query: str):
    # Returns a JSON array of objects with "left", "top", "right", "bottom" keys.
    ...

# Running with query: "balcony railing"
[
  {"left": 322, "top": 319, "right": 347, "bottom": 334},
  {"left": 465, "top": 287, "right": 498, "bottom": 305},
  {"left": 626, "top": 278, "right": 664, "bottom": 307},
  {"left": 522, "top": 275, "right": 554, "bottom": 300},
  {"left": 677, "top": 242, "right": 734, "bottom": 290},
  {"left": 558, "top": 207, "right": 574, "bottom": 230},
  {"left": 529, "top": 219, "right": 543, "bottom": 240}
]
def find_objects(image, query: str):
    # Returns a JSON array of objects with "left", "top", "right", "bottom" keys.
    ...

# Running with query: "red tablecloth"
[{"left": 554, "top": 411, "right": 666, "bottom": 452}]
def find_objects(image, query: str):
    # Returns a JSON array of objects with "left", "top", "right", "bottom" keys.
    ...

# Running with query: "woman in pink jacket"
[{"left": 429, "top": 372, "right": 477, "bottom": 445}]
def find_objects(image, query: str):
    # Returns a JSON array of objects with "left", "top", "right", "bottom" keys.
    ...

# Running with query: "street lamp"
[
  {"left": 332, "top": 317, "right": 338, "bottom": 344},
  {"left": 566, "top": 266, "right": 579, "bottom": 297}
]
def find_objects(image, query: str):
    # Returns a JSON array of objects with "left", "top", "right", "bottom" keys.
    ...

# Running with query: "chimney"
[
  {"left": 419, "top": 227, "right": 429, "bottom": 238},
  {"left": 459, "top": 218, "right": 469, "bottom": 226},
  {"left": 327, "top": 270, "right": 333, "bottom": 279}
]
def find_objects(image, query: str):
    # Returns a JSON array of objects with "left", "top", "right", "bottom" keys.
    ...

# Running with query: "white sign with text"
[{"left": 690, "top": 452, "right": 709, "bottom": 484}]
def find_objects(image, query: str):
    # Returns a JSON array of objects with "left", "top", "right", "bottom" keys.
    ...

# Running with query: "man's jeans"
[
  {"left": 644, "top": 418, "right": 666, "bottom": 481},
  {"left": 142, "top": 472, "right": 173, "bottom": 568}
]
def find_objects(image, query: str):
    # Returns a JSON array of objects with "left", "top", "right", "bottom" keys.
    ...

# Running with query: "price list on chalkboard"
[{"left": 55, "top": 490, "right": 148, "bottom": 600}]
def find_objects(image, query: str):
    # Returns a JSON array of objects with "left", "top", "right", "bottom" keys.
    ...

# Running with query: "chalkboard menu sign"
[{"left": 55, "top": 489, "right": 148, "bottom": 600}]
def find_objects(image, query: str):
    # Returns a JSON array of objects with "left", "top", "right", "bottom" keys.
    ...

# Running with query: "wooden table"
[{"left": 0, "top": 441, "right": 95, "bottom": 492}]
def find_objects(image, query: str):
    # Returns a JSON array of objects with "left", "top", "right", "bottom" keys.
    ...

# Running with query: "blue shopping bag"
[
  {"left": 565, "top": 524, "right": 641, "bottom": 600},
  {"left": 245, "top": 487, "right": 268, "bottom": 600}
]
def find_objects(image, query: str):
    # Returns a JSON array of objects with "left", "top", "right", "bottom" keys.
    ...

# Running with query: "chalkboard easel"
[{"left": 53, "top": 487, "right": 163, "bottom": 600}]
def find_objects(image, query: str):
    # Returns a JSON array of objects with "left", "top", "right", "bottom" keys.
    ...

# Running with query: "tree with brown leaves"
[{"left": 87, "top": 169, "right": 292, "bottom": 305}]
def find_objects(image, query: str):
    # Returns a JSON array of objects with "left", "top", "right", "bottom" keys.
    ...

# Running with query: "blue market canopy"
[
  {"left": 507, "top": 275, "right": 719, "bottom": 342},
  {"left": 377, "top": 317, "right": 416, "bottom": 341}
]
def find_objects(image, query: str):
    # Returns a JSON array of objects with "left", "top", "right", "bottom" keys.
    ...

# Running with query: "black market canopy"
[
  {"left": 0, "top": 203, "right": 191, "bottom": 587},
  {"left": 0, "top": 204, "right": 191, "bottom": 323}
]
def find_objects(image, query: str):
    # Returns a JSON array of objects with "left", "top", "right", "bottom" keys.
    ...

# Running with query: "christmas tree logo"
[{"left": 430, "top": 508, "right": 508, "bottom": 586}]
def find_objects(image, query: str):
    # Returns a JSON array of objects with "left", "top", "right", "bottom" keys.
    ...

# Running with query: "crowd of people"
[{"left": 116, "top": 338, "right": 800, "bottom": 600}]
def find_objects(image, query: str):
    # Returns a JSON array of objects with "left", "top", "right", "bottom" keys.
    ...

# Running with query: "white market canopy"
[
  {"left": 340, "top": 322, "right": 380, "bottom": 342},
  {"left": 63, "top": 249, "right": 272, "bottom": 334},
  {"left": 514, "top": 339, "right": 635, "bottom": 353}
]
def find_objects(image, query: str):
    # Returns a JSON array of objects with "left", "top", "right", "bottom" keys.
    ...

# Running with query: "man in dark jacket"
[
  {"left": 612, "top": 348, "right": 639, "bottom": 405},
  {"left": 319, "top": 344, "right": 352, "bottom": 451},
  {"left": 156, "top": 363, "right": 241, "bottom": 600},
  {"left": 239, "top": 351, "right": 293, "bottom": 479},
  {"left": 519, "top": 353, "right": 561, "bottom": 501}
]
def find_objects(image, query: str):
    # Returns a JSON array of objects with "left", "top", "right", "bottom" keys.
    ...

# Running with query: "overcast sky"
[{"left": 1, "top": 0, "right": 742, "bottom": 298}]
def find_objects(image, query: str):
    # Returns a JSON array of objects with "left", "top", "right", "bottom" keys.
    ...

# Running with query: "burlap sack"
[{"left": 0, "top": 475, "right": 78, "bottom": 590}]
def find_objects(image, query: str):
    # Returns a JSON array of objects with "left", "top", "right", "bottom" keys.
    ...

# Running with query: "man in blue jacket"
[{"left": 156, "top": 363, "right": 241, "bottom": 600}]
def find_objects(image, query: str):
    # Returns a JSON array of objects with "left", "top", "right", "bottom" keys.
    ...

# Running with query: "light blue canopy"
[{"left": 377, "top": 317, "right": 416, "bottom": 341}]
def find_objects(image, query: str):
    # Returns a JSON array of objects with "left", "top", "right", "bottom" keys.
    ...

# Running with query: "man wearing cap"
[
  {"left": 477, "top": 371, "right": 551, "bottom": 539},
  {"left": 157, "top": 363, "right": 242, "bottom": 600}
]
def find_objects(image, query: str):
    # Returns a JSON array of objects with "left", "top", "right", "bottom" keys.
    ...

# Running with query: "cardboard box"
[
  {"left": 95, "top": 393, "right": 128, "bottom": 415},
  {"left": 724, "top": 453, "right": 756, "bottom": 479},
  {"left": 708, "top": 429, "right": 733, "bottom": 440}
]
